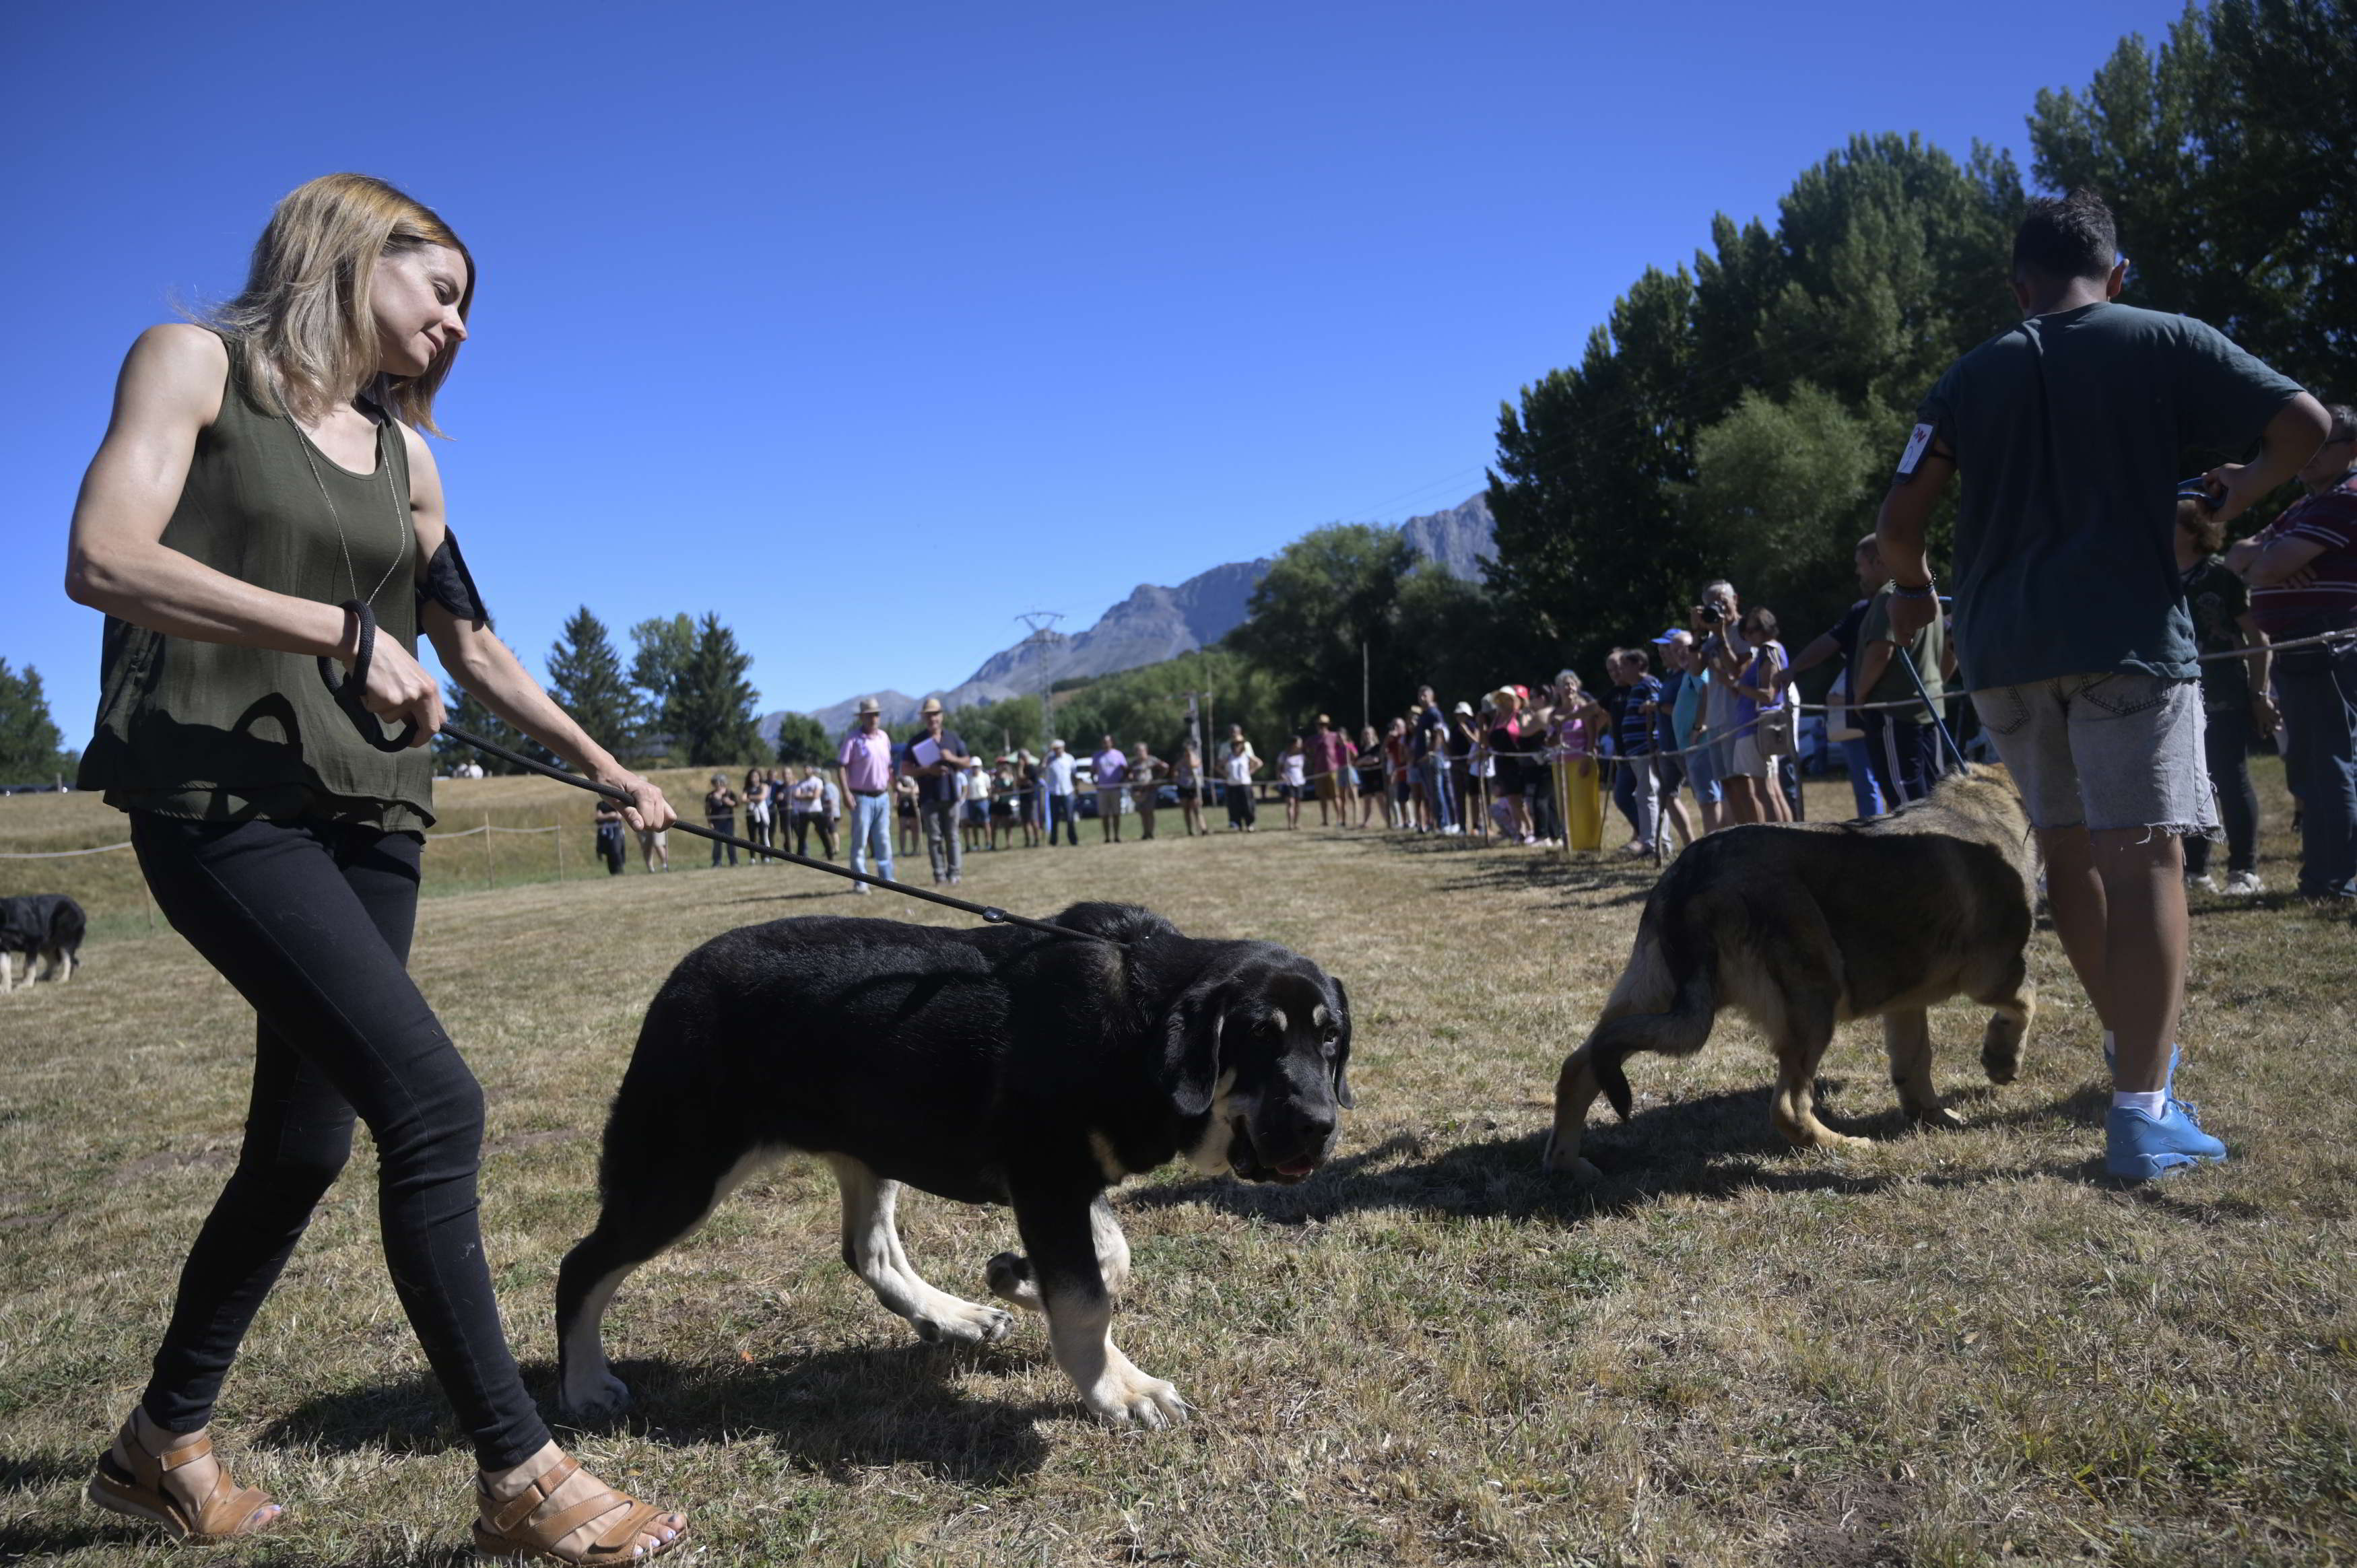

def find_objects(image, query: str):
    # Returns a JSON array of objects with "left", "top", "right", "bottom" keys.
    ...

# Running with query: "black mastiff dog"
[
  {"left": 1, "top": 894, "right": 86, "bottom": 994},
  {"left": 556, "top": 901, "right": 1352, "bottom": 1428}
]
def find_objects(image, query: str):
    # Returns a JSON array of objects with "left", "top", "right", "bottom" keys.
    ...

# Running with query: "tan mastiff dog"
[{"left": 1546, "top": 765, "right": 2038, "bottom": 1177}]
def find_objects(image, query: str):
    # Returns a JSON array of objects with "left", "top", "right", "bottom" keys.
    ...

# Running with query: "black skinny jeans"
[
  {"left": 129, "top": 813, "right": 547, "bottom": 1471},
  {"left": 791, "top": 811, "right": 838, "bottom": 859}
]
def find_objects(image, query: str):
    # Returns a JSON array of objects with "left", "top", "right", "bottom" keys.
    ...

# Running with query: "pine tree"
[
  {"left": 547, "top": 606, "right": 638, "bottom": 759},
  {"left": 772, "top": 712, "right": 833, "bottom": 767},
  {"left": 672, "top": 613, "right": 762, "bottom": 765},
  {"left": 0, "top": 660, "right": 68, "bottom": 782}
]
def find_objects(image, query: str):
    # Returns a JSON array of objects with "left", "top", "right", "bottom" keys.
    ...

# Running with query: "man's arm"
[
  {"left": 1876, "top": 444, "right": 1957, "bottom": 641},
  {"left": 2232, "top": 612, "right": 2278, "bottom": 729},
  {"left": 1781, "top": 631, "right": 1840, "bottom": 683},
  {"left": 2203, "top": 393, "right": 2331, "bottom": 525},
  {"left": 1855, "top": 636, "right": 1896, "bottom": 708},
  {"left": 2227, "top": 530, "right": 2328, "bottom": 588}
]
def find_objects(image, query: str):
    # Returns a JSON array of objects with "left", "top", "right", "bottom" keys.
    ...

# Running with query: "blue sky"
[{"left": 5, "top": 0, "right": 2185, "bottom": 750}]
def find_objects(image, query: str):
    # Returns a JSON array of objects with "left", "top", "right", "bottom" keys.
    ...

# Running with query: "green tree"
[
  {"left": 772, "top": 712, "right": 833, "bottom": 767},
  {"left": 1226, "top": 524, "right": 1419, "bottom": 726},
  {"left": 943, "top": 693, "right": 1047, "bottom": 759},
  {"left": 1390, "top": 564, "right": 1508, "bottom": 708},
  {"left": 0, "top": 660, "right": 69, "bottom": 782},
  {"left": 432, "top": 681, "right": 529, "bottom": 775},
  {"left": 1486, "top": 266, "right": 1703, "bottom": 681},
  {"left": 1678, "top": 381, "right": 1894, "bottom": 644},
  {"left": 1033, "top": 650, "right": 1284, "bottom": 763},
  {"left": 671, "top": 613, "right": 762, "bottom": 765},
  {"left": 628, "top": 613, "right": 696, "bottom": 755},
  {"left": 2030, "top": 1, "right": 2355, "bottom": 397},
  {"left": 1486, "top": 133, "right": 2022, "bottom": 681},
  {"left": 545, "top": 607, "right": 638, "bottom": 759}
]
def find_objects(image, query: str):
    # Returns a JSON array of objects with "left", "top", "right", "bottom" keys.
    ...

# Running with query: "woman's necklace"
[{"left": 281, "top": 388, "right": 409, "bottom": 610}]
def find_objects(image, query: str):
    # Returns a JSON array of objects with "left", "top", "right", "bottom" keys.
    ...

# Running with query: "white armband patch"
[{"left": 1895, "top": 422, "right": 1937, "bottom": 477}]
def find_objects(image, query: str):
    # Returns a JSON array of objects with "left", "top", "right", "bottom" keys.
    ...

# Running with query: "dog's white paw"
[
  {"left": 910, "top": 1296, "right": 1016, "bottom": 1345},
  {"left": 557, "top": 1370, "right": 633, "bottom": 1424},
  {"left": 985, "top": 1251, "right": 1043, "bottom": 1311},
  {"left": 1082, "top": 1365, "right": 1189, "bottom": 1429}
]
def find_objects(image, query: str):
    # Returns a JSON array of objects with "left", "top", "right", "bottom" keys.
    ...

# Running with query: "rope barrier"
[{"left": 0, "top": 841, "right": 135, "bottom": 859}]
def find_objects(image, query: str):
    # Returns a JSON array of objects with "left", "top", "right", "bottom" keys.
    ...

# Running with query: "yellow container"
[{"left": 1565, "top": 756, "right": 1604, "bottom": 852}]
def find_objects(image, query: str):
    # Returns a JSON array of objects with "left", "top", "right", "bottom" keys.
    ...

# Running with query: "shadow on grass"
[
  {"left": 259, "top": 1340, "right": 1053, "bottom": 1487},
  {"left": 1129, "top": 1075, "right": 2251, "bottom": 1229}
]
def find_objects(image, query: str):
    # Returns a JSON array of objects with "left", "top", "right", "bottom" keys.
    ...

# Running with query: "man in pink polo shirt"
[{"left": 835, "top": 697, "right": 896, "bottom": 890}]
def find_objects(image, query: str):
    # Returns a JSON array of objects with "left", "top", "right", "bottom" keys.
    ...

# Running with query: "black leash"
[
  {"left": 1894, "top": 648, "right": 1968, "bottom": 773},
  {"left": 321, "top": 601, "right": 1118, "bottom": 945}
]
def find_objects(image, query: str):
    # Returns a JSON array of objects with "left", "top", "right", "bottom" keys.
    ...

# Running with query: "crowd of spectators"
[{"left": 582, "top": 389, "right": 2355, "bottom": 908}]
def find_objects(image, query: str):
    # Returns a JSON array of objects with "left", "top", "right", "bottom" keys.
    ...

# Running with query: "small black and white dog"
[
  {"left": 0, "top": 895, "right": 86, "bottom": 994},
  {"left": 555, "top": 901, "right": 1354, "bottom": 1428}
]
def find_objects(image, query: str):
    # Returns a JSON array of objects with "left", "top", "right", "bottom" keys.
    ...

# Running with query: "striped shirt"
[
  {"left": 2248, "top": 471, "right": 2357, "bottom": 636},
  {"left": 1612, "top": 675, "right": 1662, "bottom": 756}
]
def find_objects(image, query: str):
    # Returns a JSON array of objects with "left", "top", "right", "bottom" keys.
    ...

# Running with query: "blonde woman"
[{"left": 63, "top": 176, "right": 687, "bottom": 1561}]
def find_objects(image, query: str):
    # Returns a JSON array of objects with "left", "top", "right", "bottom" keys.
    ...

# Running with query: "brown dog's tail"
[{"left": 1583, "top": 899, "right": 1719, "bottom": 1121}]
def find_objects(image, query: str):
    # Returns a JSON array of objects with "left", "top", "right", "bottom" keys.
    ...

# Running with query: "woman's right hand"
[{"left": 352, "top": 623, "right": 445, "bottom": 745}]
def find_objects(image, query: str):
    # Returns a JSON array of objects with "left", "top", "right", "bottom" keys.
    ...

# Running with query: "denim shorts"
[
  {"left": 1684, "top": 734, "right": 1723, "bottom": 803},
  {"left": 1970, "top": 671, "right": 2218, "bottom": 835}
]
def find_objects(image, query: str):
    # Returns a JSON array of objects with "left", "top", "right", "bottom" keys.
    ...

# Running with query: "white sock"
[{"left": 2113, "top": 1089, "right": 2166, "bottom": 1120}]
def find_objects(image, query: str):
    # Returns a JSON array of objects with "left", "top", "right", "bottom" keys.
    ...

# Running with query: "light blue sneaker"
[
  {"left": 2105, "top": 1099, "right": 2227, "bottom": 1182},
  {"left": 2102, "top": 1034, "right": 2181, "bottom": 1094}
]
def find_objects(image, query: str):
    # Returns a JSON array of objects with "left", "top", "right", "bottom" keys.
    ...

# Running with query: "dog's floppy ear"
[
  {"left": 1162, "top": 975, "right": 1229, "bottom": 1120},
  {"left": 1327, "top": 976, "right": 1356, "bottom": 1110}
]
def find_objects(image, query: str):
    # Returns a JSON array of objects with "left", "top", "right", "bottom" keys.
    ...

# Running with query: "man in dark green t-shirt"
[
  {"left": 1875, "top": 189, "right": 2328, "bottom": 1184},
  {"left": 1853, "top": 579, "right": 1949, "bottom": 808}
]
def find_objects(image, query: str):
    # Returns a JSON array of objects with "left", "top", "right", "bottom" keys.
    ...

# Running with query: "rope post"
[
  {"left": 1556, "top": 758, "right": 1572, "bottom": 865},
  {"left": 483, "top": 809, "right": 494, "bottom": 891},
  {"left": 554, "top": 805, "right": 564, "bottom": 882},
  {"left": 141, "top": 875, "right": 156, "bottom": 934}
]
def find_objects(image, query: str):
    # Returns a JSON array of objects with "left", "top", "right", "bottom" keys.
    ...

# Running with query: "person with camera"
[
  {"left": 1713, "top": 608, "right": 1792, "bottom": 825},
  {"left": 1879, "top": 189, "right": 2328, "bottom": 1182},
  {"left": 1688, "top": 580, "right": 1743, "bottom": 829}
]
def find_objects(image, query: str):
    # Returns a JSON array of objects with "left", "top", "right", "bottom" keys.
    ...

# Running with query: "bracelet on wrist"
[{"left": 1891, "top": 578, "right": 1937, "bottom": 600}]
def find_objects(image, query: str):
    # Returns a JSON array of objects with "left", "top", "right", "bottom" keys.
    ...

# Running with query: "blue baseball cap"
[{"left": 1651, "top": 627, "right": 1686, "bottom": 643}]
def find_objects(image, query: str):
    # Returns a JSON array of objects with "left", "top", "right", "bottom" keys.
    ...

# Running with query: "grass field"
[{"left": 3, "top": 768, "right": 2353, "bottom": 1565}]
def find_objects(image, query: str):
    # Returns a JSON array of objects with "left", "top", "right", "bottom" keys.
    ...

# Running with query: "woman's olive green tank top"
[{"left": 79, "top": 333, "right": 436, "bottom": 831}]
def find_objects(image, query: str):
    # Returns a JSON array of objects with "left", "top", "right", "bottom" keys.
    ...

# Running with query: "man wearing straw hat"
[
  {"left": 902, "top": 697, "right": 974, "bottom": 885},
  {"left": 836, "top": 697, "right": 896, "bottom": 891}
]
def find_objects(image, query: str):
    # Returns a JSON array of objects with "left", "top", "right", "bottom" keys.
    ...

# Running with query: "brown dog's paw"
[{"left": 1981, "top": 1020, "right": 2024, "bottom": 1084}]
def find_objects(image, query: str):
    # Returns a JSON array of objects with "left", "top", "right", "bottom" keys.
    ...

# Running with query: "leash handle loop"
[{"left": 317, "top": 600, "right": 421, "bottom": 753}]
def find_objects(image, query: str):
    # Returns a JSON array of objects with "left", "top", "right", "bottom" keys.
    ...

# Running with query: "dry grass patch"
[{"left": 3, "top": 768, "right": 2353, "bottom": 1565}]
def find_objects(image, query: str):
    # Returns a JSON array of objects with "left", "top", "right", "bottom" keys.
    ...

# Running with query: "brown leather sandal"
[
  {"left": 86, "top": 1419, "right": 280, "bottom": 1542},
  {"left": 472, "top": 1453, "right": 687, "bottom": 1564}
]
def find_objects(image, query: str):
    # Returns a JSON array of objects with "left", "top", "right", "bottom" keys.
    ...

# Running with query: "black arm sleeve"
[{"left": 416, "top": 527, "right": 492, "bottom": 627}]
